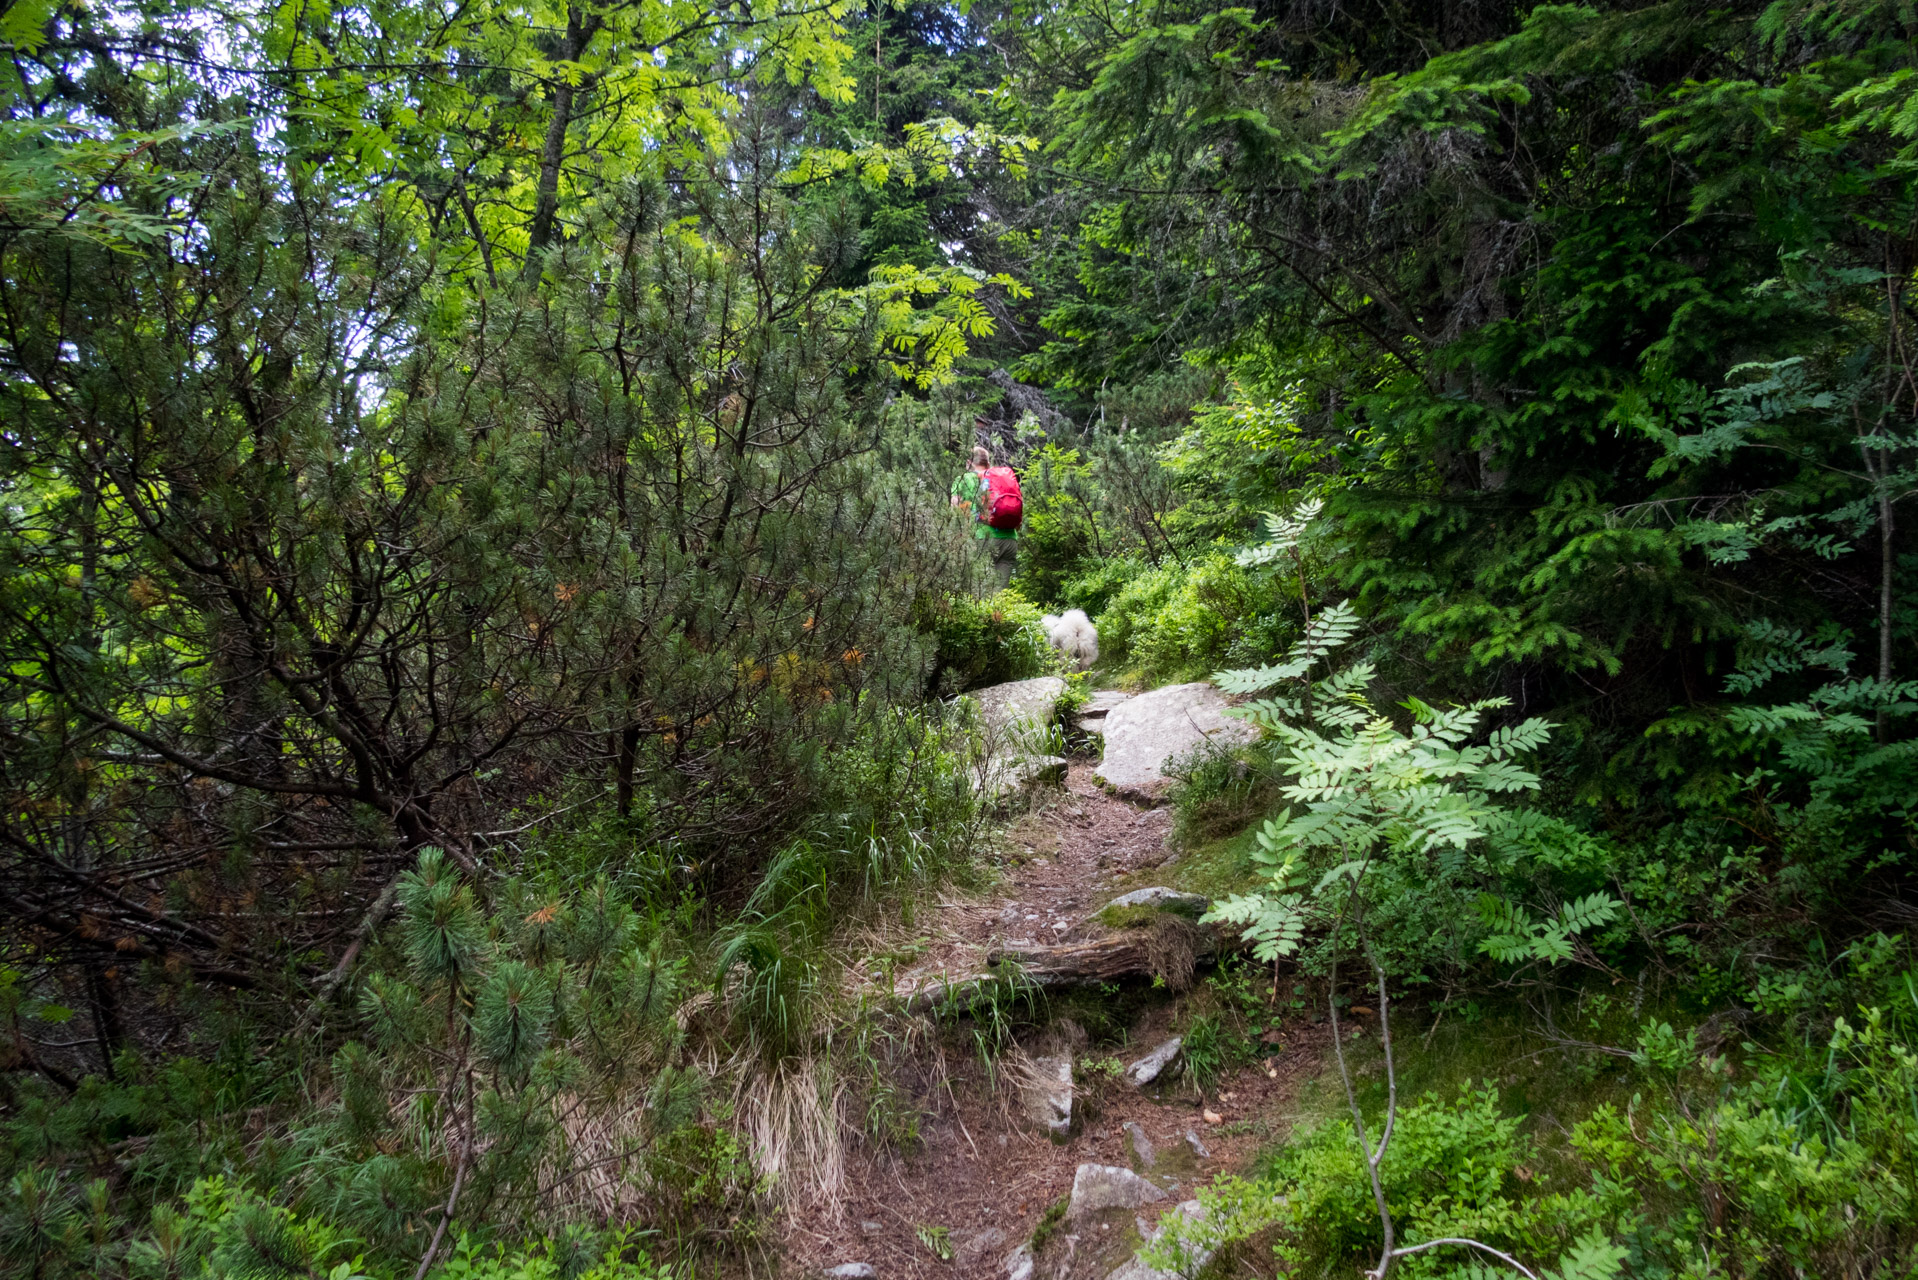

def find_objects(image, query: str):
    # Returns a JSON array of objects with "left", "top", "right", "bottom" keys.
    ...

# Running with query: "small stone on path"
[
  {"left": 956, "top": 1226, "right": 1009, "bottom": 1263},
  {"left": 1124, "top": 1037, "right": 1182, "bottom": 1088},
  {"left": 1068, "top": 1163, "right": 1168, "bottom": 1219},
  {"left": 1123, "top": 1121, "right": 1156, "bottom": 1171},
  {"left": 825, "top": 1265, "right": 876, "bottom": 1280},
  {"left": 1022, "top": 1053, "right": 1074, "bottom": 1141}
]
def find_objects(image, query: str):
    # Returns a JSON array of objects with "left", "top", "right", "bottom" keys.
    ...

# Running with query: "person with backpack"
[{"left": 950, "top": 444, "right": 1022, "bottom": 592}]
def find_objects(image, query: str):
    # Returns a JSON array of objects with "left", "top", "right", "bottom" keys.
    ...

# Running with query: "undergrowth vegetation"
[
  {"left": 1152, "top": 959, "right": 1918, "bottom": 1280},
  {"left": 8, "top": 0, "right": 1918, "bottom": 1277},
  {"left": 1, "top": 712, "right": 985, "bottom": 1276}
]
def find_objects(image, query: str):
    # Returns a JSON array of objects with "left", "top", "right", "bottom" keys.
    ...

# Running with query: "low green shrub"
[
  {"left": 643, "top": 1102, "right": 770, "bottom": 1250},
  {"left": 437, "top": 1231, "right": 666, "bottom": 1280},
  {"left": 1052, "top": 556, "right": 1150, "bottom": 619},
  {"left": 913, "top": 589, "right": 1056, "bottom": 694},
  {"left": 106, "top": 1176, "right": 666, "bottom": 1280},
  {"left": 1096, "top": 553, "right": 1294, "bottom": 684},
  {"left": 1151, "top": 987, "right": 1918, "bottom": 1280},
  {"left": 0, "top": 696, "right": 985, "bottom": 1280}
]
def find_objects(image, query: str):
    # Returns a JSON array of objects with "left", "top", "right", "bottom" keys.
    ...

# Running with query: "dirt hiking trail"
[{"left": 781, "top": 750, "right": 1333, "bottom": 1280}]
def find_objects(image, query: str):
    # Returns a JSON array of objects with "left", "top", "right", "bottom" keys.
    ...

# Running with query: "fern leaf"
[{"left": 1546, "top": 1231, "right": 1629, "bottom": 1280}]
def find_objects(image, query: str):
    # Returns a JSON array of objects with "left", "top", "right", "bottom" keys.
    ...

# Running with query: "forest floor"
[{"left": 780, "top": 762, "right": 1336, "bottom": 1280}]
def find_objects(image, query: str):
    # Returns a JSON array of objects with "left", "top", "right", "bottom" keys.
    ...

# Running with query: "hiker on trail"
[{"left": 951, "top": 443, "right": 1022, "bottom": 592}]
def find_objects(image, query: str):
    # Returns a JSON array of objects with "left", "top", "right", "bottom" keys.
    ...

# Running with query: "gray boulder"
[
  {"left": 965, "top": 676, "right": 1069, "bottom": 801},
  {"left": 1124, "top": 1038, "right": 1183, "bottom": 1088},
  {"left": 1095, "top": 682, "right": 1257, "bottom": 800},
  {"left": 978, "top": 753, "right": 1068, "bottom": 801},
  {"left": 1068, "top": 1163, "right": 1168, "bottom": 1220},
  {"left": 966, "top": 676, "right": 1066, "bottom": 739},
  {"left": 1003, "top": 1243, "right": 1035, "bottom": 1280},
  {"left": 1104, "top": 1200, "right": 1212, "bottom": 1280}
]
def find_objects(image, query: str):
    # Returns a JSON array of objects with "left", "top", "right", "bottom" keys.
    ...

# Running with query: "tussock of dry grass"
[
  {"left": 542, "top": 1091, "right": 650, "bottom": 1222},
  {"left": 735, "top": 1055, "right": 850, "bottom": 1217}
]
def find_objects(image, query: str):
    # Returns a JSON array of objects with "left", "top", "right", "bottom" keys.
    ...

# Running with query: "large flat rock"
[{"left": 1095, "top": 682, "right": 1257, "bottom": 801}]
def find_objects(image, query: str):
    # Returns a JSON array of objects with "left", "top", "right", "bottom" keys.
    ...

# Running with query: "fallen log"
[
  {"left": 901, "top": 920, "right": 1229, "bottom": 1014},
  {"left": 991, "top": 918, "right": 1219, "bottom": 988}
]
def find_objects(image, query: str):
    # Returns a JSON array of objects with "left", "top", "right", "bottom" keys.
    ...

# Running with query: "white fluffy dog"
[{"left": 1040, "top": 609, "right": 1099, "bottom": 671}]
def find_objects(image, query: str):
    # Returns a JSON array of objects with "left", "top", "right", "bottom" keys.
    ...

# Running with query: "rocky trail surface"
[{"left": 780, "top": 682, "right": 1329, "bottom": 1280}]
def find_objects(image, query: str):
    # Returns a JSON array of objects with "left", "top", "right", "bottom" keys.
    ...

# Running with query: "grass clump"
[
  {"left": 1028, "top": 1195, "right": 1069, "bottom": 1252},
  {"left": 1164, "top": 742, "right": 1281, "bottom": 846},
  {"left": 1094, "top": 903, "right": 1163, "bottom": 930}
]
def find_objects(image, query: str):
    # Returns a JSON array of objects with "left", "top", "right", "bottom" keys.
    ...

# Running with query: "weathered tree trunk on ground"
[{"left": 903, "top": 923, "right": 1227, "bottom": 1013}]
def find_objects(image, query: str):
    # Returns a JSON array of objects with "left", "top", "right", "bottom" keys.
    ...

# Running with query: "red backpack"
[{"left": 981, "top": 466, "right": 1023, "bottom": 531}]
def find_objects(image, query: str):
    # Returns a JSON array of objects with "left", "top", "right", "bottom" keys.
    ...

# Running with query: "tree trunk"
[
  {"left": 1880, "top": 482, "right": 1895, "bottom": 743},
  {"left": 521, "top": 6, "right": 602, "bottom": 282}
]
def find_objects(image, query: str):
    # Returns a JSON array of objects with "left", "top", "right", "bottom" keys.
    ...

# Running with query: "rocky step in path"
[
  {"left": 897, "top": 678, "right": 1257, "bottom": 1006},
  {"left": 1075, "top": 690, "right": 1133, "bottom": 736},
  {"left": 785, "top": 678, "right": 1325, "bottom": 1280},
  {"left": 968, "top": 676, "right": 1070, "bottom": 801},
  {"left": 966, "top": 676, "right": 1257, "bottom": 806}
]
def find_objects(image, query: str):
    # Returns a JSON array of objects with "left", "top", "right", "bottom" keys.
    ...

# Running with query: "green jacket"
[{"left": 952, "top": 469, "right": 1018, "bottom": 540}]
